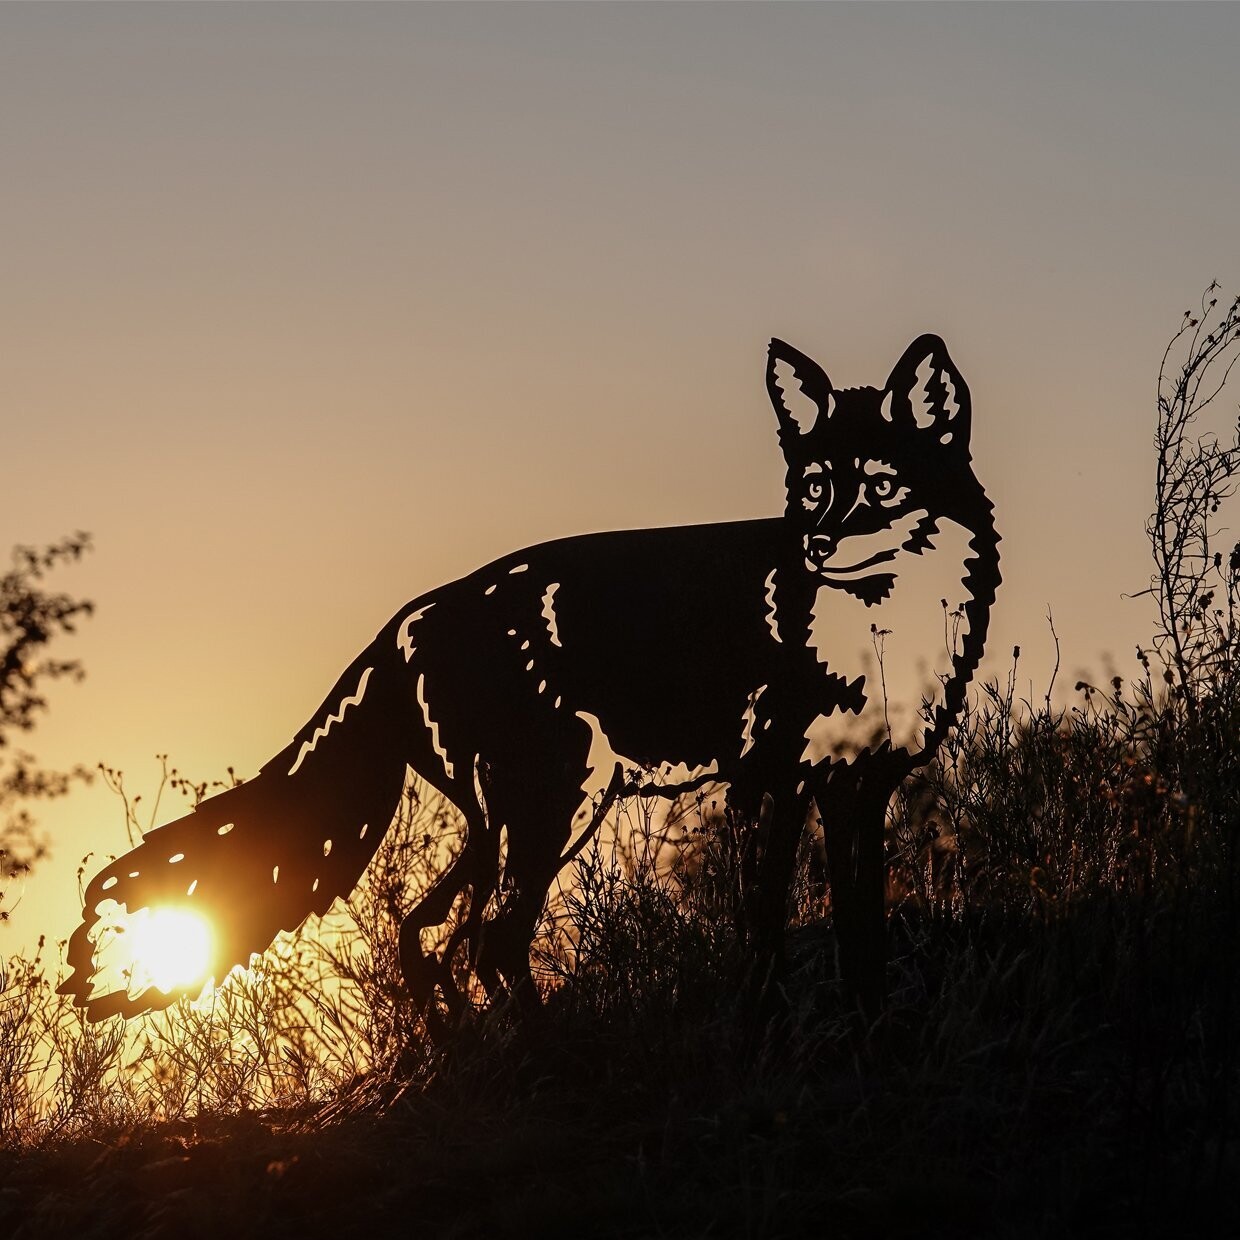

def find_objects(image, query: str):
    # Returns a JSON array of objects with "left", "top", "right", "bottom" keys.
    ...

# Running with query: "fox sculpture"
[{"left": 62, "top": 334, "right": 999, "bottom": 1021}]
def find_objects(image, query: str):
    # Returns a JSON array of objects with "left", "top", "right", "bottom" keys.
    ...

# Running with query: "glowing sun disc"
[{"left": 129, "top": 907, "right": 213, "bottom": 994}]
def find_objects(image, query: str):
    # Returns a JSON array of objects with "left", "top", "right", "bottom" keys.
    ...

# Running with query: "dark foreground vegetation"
[
  {"left": 3, "top": 708, "right": 1238, "bottom": 1240},
  {"left": 2, "top": 290, "right": 1239, "bottom": 1238}
]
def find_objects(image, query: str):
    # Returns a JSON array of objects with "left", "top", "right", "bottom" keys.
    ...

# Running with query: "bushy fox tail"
[{"left": 59, "top": 640, "right": 411, "bottom": 1022}]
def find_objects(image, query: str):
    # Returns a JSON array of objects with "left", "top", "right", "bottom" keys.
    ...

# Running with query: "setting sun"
[
  {"left": 128, "top": 907, "right": 213, "bottom": 995},
  {"left": 86, "top": 901, "right": 215, "bottom": 1003}
]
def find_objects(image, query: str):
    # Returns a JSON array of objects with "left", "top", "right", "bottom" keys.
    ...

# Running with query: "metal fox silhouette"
[{"left": 61, "top": 334, "right": 999, "bottom": 1021}]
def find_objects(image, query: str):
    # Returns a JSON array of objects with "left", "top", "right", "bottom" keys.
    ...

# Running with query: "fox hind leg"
[
  {"left": 397, "top": 796, "right": 494, "bottom": 1017},
  {"left": 473, "top": 766, "right": 588, "bottom": 1012}
]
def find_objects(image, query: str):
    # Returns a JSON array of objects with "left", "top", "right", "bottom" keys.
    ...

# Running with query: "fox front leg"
[
  {"left": 736, "top": 787, "right": 813, "bottom": 965},
  {"left": 819, "top": 772, "right": 894, "bottom": 1016}
]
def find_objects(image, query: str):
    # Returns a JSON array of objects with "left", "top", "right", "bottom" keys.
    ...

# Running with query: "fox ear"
[
  {"left": 767, "top": 339, "right": 833, "bottom": 445},
  {"left": 883, "top": 334, "right": 971, "bottom": 447}
]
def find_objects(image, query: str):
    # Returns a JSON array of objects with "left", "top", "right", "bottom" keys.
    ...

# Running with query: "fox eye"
[
  {"left": 871, "top": 477, "right": 896, "bottom": 500},
  {"left": 806, "top": 479, "right": 824, "bottom": 502}
]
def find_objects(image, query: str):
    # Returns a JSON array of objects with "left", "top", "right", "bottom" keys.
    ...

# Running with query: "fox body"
[{"left": 62, "top": 334, "right": 999, "bottom": 1020}]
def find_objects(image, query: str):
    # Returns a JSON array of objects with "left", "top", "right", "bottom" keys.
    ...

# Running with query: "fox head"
[{"left": 766, "top": 334, "right": 983, "bottom": 591}]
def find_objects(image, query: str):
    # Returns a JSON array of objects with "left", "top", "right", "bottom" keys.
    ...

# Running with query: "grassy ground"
[
  {"left": 2, "top": 930, "right": 1236, "bottom": 1239},
  {"left": 3, "top": 765, "right": 1238, "bottom": 1239},
  {"left": 5, "top": 651, "right": 1240, "bottom": 1239}
]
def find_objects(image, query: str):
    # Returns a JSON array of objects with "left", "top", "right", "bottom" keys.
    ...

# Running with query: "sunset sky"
[{"left": 4, "top": 2, "right": 1239, "bottom": 958}]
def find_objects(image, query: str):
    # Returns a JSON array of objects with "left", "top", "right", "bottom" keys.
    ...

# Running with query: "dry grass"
[{"left": 2, "top": 659, "right": 1239, "bottom": 1237}]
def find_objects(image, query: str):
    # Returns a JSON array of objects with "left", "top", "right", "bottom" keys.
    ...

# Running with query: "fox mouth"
[
  {"left": 803, "top": 508, "right": 935, "bottom": 579},
  {"left": 808, "top": 547, "right": 901, "bottom": 578}
]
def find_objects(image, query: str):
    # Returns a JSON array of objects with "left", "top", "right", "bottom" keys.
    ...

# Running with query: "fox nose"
[{"left": 808, "top": 534, "right": 836, "bottom": 562}]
